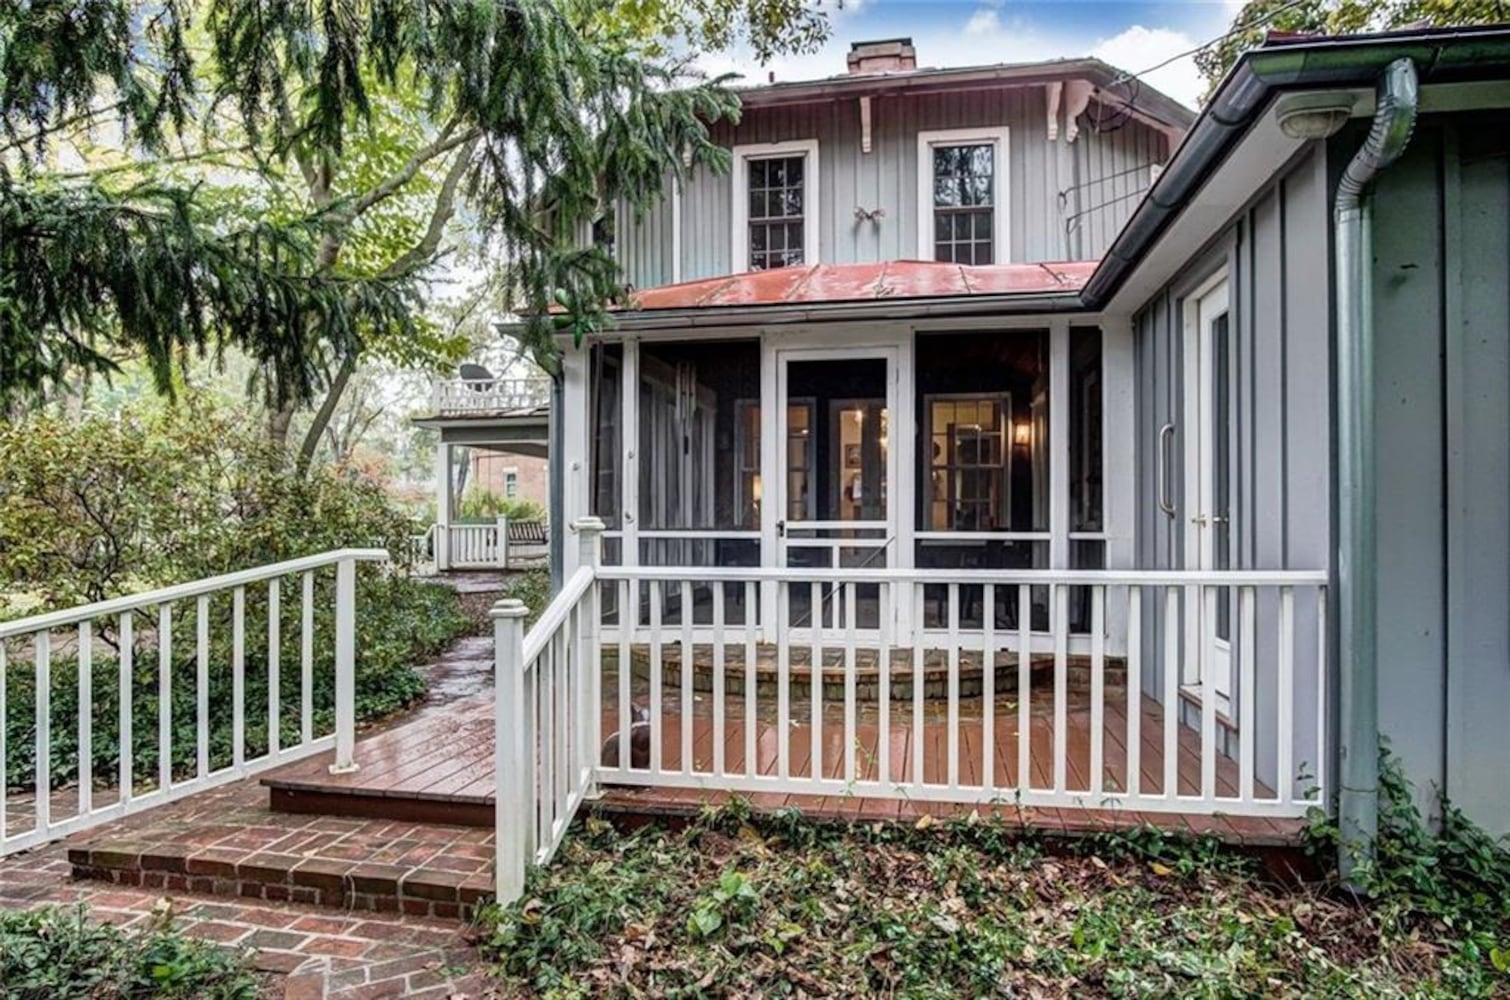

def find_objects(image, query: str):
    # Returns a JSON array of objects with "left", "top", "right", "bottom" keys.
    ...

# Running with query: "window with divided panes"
[
  {"left": 931, "top": 144, "right": 995, "bottom": 265},
  {"left": 747, "top": 155, "right": 806, "bottom": 270}
]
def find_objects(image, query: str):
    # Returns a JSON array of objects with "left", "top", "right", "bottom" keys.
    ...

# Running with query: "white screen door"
[
  {"left": 1184, "top": 277, "right": 1233, "bottom": 710},
  {"left": 775, "top": 348, "right": 897, "bottom": 631}
]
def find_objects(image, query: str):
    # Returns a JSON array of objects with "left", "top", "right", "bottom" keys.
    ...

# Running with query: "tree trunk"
[
  {"left": 267, "top": 398, "right": 298, "bottom": 452},
  {"left": 295, "top": 353, "right": 357, "bottom": 474}
]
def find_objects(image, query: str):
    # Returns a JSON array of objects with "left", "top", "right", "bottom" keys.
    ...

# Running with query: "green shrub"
[
  {"left": 0, "top": 905, "right": 258, "bottom": 998},
  {"left": 455, "top": 488, "right": 546, "bottom": 523},
  {"left": 0, "top": 404, "right": 472, "bottom": 790}
]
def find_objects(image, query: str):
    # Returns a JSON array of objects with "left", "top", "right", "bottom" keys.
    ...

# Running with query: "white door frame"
[{"left": 1182, "top": 272, "right": 1233, "bottom": 709}]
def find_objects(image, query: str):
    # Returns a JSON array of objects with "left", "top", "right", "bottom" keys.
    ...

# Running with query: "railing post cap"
[
  {"left": 489, "top": 598, "right": 530, "bottom": 620},
  {"left": 572, "top": 516, "right": 607, "bottom": 534}
]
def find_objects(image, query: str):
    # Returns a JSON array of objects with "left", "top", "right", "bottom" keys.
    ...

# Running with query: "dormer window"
[
  {"left": 917, "top": 128, "right": 1009, "bottom": 266},
  {"left": 732, "top": 140, "right": 820, "bottom": 272}
]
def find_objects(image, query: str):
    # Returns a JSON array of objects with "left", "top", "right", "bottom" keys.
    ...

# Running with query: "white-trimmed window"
[
  {"left": 732, "top": 140, "right": 819, "bottom": 272},
  {"left": 917, "top": 127, "right": 1009, "bottom": 265},
  {"left": 504, "top": 468, "right": 519, "bottom": 498}
]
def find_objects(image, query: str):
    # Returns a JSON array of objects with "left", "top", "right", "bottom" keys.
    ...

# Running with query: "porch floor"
[{"left": 263, "top": 687, "right": 1304, "bottom": 846}]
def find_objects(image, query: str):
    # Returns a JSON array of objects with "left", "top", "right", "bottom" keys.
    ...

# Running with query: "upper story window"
[
  {"left": 732, "top": 140, "right": 820, "bottom": 273},
  {"left": 917, "top": 128, "right": 1009, "bottom": 266}
]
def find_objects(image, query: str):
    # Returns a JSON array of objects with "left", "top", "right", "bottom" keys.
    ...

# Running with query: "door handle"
[
  {"left": 1157, "top": 423, "right": 1176, "bottom": 518},
  {"left": 776, "top": 520, "right": 786, "bottom": 538}
]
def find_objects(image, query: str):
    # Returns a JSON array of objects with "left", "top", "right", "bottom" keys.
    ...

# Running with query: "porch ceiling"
[{"left": 622, "top": 260, "right": 1098, "bottom": 312}]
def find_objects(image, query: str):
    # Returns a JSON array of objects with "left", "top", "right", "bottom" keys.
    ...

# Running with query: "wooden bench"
[{"left": 505, "top": 520, "right": 548, "bottom": 546}]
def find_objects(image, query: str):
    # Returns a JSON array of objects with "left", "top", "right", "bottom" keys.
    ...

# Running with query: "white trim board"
[
  {"left": 916, "top": 126, "right": 1011, "bottom": 264},
  {"left": 730, "top": 139, "right": 820, "bottom": 273}
]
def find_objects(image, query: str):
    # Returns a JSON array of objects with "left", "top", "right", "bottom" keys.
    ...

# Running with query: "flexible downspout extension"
[{"left": 1335, "top": 56, "right": 1418, "bottom": 886}]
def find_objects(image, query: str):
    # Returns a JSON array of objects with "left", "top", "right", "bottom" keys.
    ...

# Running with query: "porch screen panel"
[
  {"left": 915, "top": 329, "right": 1051, "bottom": 630},
  {"left": 635, "top": 340, "right": 760, "bottom": 573},
  {"left": 590, "top": 343, "right": 622, "bottom": 532}
]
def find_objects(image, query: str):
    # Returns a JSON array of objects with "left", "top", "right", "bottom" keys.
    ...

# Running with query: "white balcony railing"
[
  {"left": 492, "top": 520, "right": 1330, "bottom": 905},
  {"left": 432, "top": 377, "right": 550, "bottom": 415},
  {"left": 0, "top": 549, "right": 389, "bottom": 856}
]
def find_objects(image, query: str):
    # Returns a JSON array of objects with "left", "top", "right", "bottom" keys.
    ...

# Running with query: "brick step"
[{"left": 67, "top": 829, "right": 494, "bottom": 922}]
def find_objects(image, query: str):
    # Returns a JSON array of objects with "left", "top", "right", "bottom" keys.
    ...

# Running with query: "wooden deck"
[{"left": 264, "top": 689, "right": 1304, "bottom": 845}]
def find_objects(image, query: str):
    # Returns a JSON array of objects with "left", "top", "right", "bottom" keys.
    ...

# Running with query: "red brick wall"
[{"left": 466, "top": 451, "right": 549, "bottom": 510}]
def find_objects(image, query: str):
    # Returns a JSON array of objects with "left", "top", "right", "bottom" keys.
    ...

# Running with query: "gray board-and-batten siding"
[{"left": 616, "top": 87, "right": 1171, "bottom": 291}]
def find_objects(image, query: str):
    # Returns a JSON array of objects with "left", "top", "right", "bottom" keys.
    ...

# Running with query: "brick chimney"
[{"left": 846, "top": 38, "right": 916, "bottom": 75}]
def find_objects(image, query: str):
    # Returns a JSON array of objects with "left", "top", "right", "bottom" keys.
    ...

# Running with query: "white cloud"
[
  {"left": 1089, "top": 25, "right": 1203, "bottom": 110},
  {"left": 691, "top": 6, "right": 1208, "bottom": 110}
]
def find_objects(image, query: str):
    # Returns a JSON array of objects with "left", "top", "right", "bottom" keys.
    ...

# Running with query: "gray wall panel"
[{"left": 1132, "top": 147, "right": 1332, "bottom": 796}]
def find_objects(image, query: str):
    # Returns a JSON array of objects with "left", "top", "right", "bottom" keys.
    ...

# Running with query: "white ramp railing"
[
  {"left": 493, "top": 519, "right": 602, "bottom": 903},
  {"left": 0, "top": 549, "right": 388, "bottom": 856}
]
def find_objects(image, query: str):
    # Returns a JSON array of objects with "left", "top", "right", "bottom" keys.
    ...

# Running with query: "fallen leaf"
[
  {"left": 915, "top": 814, "right": 935, "bottom": 831},
  {"left": 1149, "top": 862, "right": 1174, "bottom": 877}
]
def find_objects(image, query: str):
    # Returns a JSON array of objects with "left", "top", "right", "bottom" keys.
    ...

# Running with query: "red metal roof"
[{"left": 620, "top": 260, "right": 1099, "bottom": 312}]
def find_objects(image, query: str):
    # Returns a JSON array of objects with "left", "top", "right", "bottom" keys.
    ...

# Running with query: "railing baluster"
[
  {"left": 77, "top": 620, "right": 93, "bottom": 816},
  {"left": 1053, "top": 584, "right": 1068, "bottom": 794},
  {"left": 1200, "top": 585, "right": 1217, "bottom": 802},
  {"left": 1276, "top": 586, "right": 1294, "bottom": 804},
  {"left": 649, "top": 582, "right": 663, "bottom": 775},
  {"left": 982, "top": 583, "right": 995, "bottom": 795},
  {"left": 946, "top": 583, "right": 960, "bottom": 790},
  {"left": 1090, "top": 585, "right": 1105, "bottom": 798},
  {"left": 744, "top": 580, "right": 757, "bottom": 781},
  {"left": 196, "top": 595, "right": 209, "bottom": 779},
  {"left": 1, "top": 642, "right": 8, "bottom": 840},
  {"left": 300, "top": 573, "right": 314, "bottom": 745},
  {"left": 232, "top": 586, "right": 245, "bottom": 770},
  {"left": 1018, "top": 583, "right": 1030, "bottom": 792},
  {"left": 843, "top": 582, "right": 857, "bottom": 786},
  {"left": 1240, "top": 586, "right": 1258, "bottom": 803},
  {"left": 680, "top": 581, "right": 693, "bottom": 775},
  {"left": 1163, "top": 588, "right": 1178, "bottom": 799},
  {"left": 713, "top": 584, "right": 726, "bottom": 776},
  {"left": 810, "top": 582, "right": 822, "bottom": 783},
  {"left": 1126, "top": 586, "right": 1142, "bottom": 799},
  {"left": 35, "top": 632, "right": 51, "bottom": 835},
  {"left": 878, "top": 581, "right": 892, "bottom": 788},
  {"left": 119, "top": 612, "right": 133, "bottom": 805},
  {"left": 267, "top": 580, "right": 280, "bottom": 757},
  {"left": 617, "top": 579, "right": 631, "bottom": 772},
  {"left": 1315, "top": 587, "right": 1327, "bottom": 805},
  {"left": 331, "top": 559, "right": 357, "bottom": 773},
  {"left": 158, "top": 605, "right": 172, "bottom": 793},
  {"left": 777, "top": 584, "right": 790, "bottom": 781},
  {"left": 911, "top": 584, "right": 924, "bottom": 788}
]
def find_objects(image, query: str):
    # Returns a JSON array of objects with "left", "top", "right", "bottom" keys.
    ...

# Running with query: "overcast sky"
[{"left": 696, "top": 1, "right": 1249, "bottom": 110}]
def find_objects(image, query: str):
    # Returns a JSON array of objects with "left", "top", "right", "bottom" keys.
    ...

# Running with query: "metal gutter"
[
  {"left": 596, "top": 291, "right": 1087, "bottom": 334},
  {"left": 1335, "top": 57, "right": 1419, "bottom": 886},
  {"left": 1082, "top": 25, "right": 1510, "bottom": 309}
]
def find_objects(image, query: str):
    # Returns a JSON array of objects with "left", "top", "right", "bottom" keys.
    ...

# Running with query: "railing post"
[
  {"left": 574, "top": 517, "right": 605, "bottom": 800},
  {"left": 492, "top": 597, "right": 530, "bottom": 905},
  {"left": 497, "top": 515, "right": 510, "bottom": 570},
  {"left": 328, "top": 558, "right": 359, "bottom": 774}
]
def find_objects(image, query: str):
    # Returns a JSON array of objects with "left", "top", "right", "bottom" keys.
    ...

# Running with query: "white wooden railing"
[
  {"left": 432, "top": 377, "right": 550, "bottom": 415},
  {"left": 493, "top": 522, "right": 601, "bottom": 902},
  {"left": 494, "top": 520, "right": 1329, "bottom": 902},
  {"left": 592, "top": 566, "right": 1328, "bottom": 819},
  {"left": 0, "top": 549, "right": 388, "bottom": 856},
  {"left": 438, "top": 520, "right": 550, "bottom": 570}
]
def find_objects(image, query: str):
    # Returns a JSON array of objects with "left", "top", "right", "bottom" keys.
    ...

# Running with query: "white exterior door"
[{"left": 1184, "top": 276, "right": 1233, "bottom": 711}]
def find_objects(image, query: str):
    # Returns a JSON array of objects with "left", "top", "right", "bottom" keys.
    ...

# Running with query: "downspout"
[
  {"left": 1335, "top": 57, "right": 1418, "bottom": 885},
  {"left": 548, "top": 371, "right": 565, "bottom": 593}
]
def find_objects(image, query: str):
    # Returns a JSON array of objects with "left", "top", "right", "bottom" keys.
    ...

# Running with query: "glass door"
[
  {"left": 1185, "top": 277, "right": 1233, "bottom": 711},
  {"left": 776, "top": 349, "right": 896, "bottom": 630}
]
